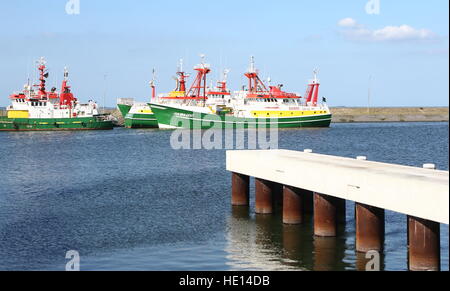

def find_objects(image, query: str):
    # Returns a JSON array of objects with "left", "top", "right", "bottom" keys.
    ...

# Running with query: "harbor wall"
[{"left": 331, "top": 107, "right": 449, "bottom": 123}]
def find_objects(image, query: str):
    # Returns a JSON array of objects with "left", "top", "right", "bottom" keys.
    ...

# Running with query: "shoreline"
[{"left": 331, "top": 107, "right": 448, "bottom": 123}]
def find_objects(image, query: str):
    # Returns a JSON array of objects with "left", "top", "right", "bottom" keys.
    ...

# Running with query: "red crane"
[{"left": 186, "top": 55, "right": 211, "bottom": 100}]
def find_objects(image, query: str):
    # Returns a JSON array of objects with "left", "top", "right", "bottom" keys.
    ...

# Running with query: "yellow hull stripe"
[{"left": 251, "top": 110, "right": 330, "bottom": 118}]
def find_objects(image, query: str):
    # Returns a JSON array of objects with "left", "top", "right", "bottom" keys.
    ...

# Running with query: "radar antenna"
[
  {"left": 63, "top": 67, "right": 69, "bottom": 80},
  {"left": 222, "top": 69, "right": 230, "bottom": 82}
]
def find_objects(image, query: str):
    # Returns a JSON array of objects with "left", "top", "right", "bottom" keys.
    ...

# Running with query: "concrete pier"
[
  {"left": 408, "top": 216, "right": 441, "bottom": 271},
  {"left": 226, "top": 149, "right": 449, "bottom": 270},
  {"left": 314, "top": 193, "right": 339, "bottom": 237},
  {"left": 356, "top": 203, "right": 385, "bottom": 252},
  {"left": 231, "top": 172, "right": 249, "bottom": 206},
  {"left": 255, "top": 178, "right": 274, "bottom": 214},
  {"left": 283, "top": 186, "right": 303, "bottom": 224}
]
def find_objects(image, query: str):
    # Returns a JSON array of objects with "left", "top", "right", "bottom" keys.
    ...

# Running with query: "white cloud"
[
  {"left": 337, "top": 18, "right": 438, "bottom": 42},
  {"left": 372, "top": 25, "right": 436, "bottom": 41},
  {"left": 338, "top": 18, "right": 357, "bottom": 28}
]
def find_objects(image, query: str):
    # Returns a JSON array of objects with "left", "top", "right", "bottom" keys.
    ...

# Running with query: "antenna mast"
[
  {"left": 217, "top": 69, "right": 230, "bottom": 92},
  {"left": 150, "top": 68, "right": 156, "bottom": 100},
  {"left": 368, "top": 75, "right": 372, "bottom": 114}
]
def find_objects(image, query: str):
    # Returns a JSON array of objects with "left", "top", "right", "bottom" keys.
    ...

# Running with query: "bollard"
[
  {"left": 423, "top": 163, "right": 436, "bottom": 170},
  {"left": 255, "top": 178, "right": 274, "bottom": 214},
  {"left": 408, "top": 216, "right": 440, "bottom": 271},
  {"left": 231, "top": 172, "right": 249, "bottom": 206},
  {"left": 356, "top": 203, "right": 385, "bottom": 252},
  {"left": 283, "top": 186, "right": 303, "bottom": 224},
  {"left": 314, "top": 193, "right": 340, "bottom": 237}
]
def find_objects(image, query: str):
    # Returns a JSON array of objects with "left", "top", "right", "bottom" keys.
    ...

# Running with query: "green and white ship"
[
  {"left": 116, "top": 70, "right": 158, "bottom": 128},
  {"left": 117, "top": 98, "right": 158, "bottom": 128},
  {"left": 149, "top": 56, "right": 332, "bottom": 129},
  {"left": 0, "top": 58, "right": 113, "bottom": 131}
]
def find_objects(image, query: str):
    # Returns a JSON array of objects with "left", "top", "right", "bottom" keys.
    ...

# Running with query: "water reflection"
[{"left": 226, "top": 206, "right": 356, "bottom": 271}]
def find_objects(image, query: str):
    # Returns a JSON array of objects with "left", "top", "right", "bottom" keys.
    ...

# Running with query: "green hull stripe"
[
  {"left": 0, "top": 116, "right": 113, "bottom": 131},
  {"left": 174, "top": 115, "right": 331, "bottom": 125},
  {"left": 149, "top": 103, "right": 332, "bottom": 129},
  {"left": 124, "top": 112, "right": 159, "bottom": 128}
]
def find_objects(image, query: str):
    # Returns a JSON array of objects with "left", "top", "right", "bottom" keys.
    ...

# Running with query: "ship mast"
[
  {"left": 186, "top": 54, "right": 211, "bottom": 101},
  {"left": 37, "top": 57, "right": 49, "bottom": 98},
  {"left": 244, "top": 56, "right": 268, "bottom": 94},
  {"left": 59, "top": 66, "right": 76, "bottom": 108},
  {"left": 150, "top": 68, "right": 156, "bottom": 100},
  {"left": 176, "top": 59, "right": 189, "bottom": 93},
  {"left": 217, "top": 69, "right": 230, "bottom": 92}
]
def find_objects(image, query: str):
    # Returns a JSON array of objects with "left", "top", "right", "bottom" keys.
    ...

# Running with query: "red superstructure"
[
  {"left": 8, "top": 57, "right": 77, "bottom": 108},
  {"left": 160, "top": 56, "right": 212, "bottom": 101},
  {"left": 303, "top": 69, "right": 320, "bottom": 106},
  {"left": 59, "top": 67, "right": 77, "bottom": 108},
  {"left": 207, "top": 69, "right": 231, "bottom": 97},
  {"left": 244, "top": 56, "right": 300, "bottom": 100}
]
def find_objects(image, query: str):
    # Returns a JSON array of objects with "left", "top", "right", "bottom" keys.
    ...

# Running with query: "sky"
[{"left": 0, "top": 0, "right": 448, "bottom": 107}]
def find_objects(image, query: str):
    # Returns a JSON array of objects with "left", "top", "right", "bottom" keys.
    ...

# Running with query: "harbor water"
[{"left": 0, "top": 122, "right": 448, "bottom": 271}]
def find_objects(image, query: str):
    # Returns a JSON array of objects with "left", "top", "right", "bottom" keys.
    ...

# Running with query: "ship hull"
[
  {"left": 117, "top": 103, "right": 132, "bottom": 117},
  {"left": 149, "top": 103, "right": 332, "bottom": 129},
  {"left": 117, "top": 104, "right": 158, "bottom": 128},
  {"left": 124, "top": 113, "right": 159, "bottom": 128},
  {"left": 0, "top": 116, "right": 113, "bottom": 131}
]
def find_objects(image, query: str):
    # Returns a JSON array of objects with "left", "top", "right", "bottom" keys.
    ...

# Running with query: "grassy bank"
[{"left": 331, "top": 107, "right": 449, "bottom": 123}]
